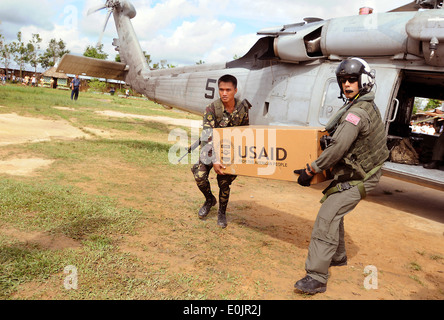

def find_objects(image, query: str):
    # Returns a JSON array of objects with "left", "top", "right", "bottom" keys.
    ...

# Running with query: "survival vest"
[
  {"left": 212, "top": 98, "right": 251, "bottom": 128},
  {"left": 321, "top": 93, "right": 389, "bottom": 202}
]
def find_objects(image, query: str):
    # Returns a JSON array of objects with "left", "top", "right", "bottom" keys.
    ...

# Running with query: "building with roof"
[{"left": 42, "top": 67, "right": 69, "bottom": 89}]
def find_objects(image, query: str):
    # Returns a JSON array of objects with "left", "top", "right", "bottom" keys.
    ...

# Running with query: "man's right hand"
[
  {"left": 294, "top": 164, "right": 315, "bottom": 187},
  {"left": 213, "top": 163, "right": 226, "bottom": 175}
]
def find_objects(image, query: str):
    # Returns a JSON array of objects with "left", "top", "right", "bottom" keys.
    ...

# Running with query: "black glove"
[
  {"left": 320, "top": 135, "right": 333, "bottom": 151},
  {"left": 294, "top": 164, "right": 314, "bottom": 187}
]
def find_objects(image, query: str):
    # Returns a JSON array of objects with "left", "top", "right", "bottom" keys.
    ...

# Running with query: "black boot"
[
  {"left": 198, "top": 194, "right": 217, "bottom": 219},
  {"left": 294, "top": 275, "right": 327, "bottom": 294},
  {"left": 217, "top": 203, "right": 228, "bottom": 228},
  {"left": 423, "top": 160, "right": 440, "bottom": 169},
  {"left": 330, "top": 256, "right": 347, "bottom": 267}
]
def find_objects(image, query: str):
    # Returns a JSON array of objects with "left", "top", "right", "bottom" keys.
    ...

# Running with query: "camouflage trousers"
[{"left": 191, "top": 161, "right": 237, "bottom": 208}]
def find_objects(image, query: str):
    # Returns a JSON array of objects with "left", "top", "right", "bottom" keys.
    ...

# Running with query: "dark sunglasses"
[{"left": 339, "top": 76, "right": 359, "bottom": 84}]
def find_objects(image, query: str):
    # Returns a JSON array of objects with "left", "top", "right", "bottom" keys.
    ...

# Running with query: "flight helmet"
[{"left": 335, "top": 57, "right": 375, "bottom": 97}]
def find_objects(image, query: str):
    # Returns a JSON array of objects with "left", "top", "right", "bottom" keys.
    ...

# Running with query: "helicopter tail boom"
[{"left": 111, "top": 1, "right": 150, "bottom": 92}]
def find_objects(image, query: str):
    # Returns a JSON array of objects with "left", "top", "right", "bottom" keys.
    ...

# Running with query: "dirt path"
[
  {"left": 95, "top": 110, "right": 201, "bottom": 128},
  {"left": 0, "top": 113, "right": 89, "bottom": 146},
  {"left": 230, "top": 175, "right": 444, "bottom": 299}
]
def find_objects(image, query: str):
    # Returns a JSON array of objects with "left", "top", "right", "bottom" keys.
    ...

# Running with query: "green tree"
[
  {"left": 10, "top": 32, "right": 29, "bottom": 78},
  {"left": 143, "top": 51, "right": 152, "bottom": 67},
  {"left": 425, "top": 99, "right": 442, "bottom": 111},
  {"left": 0, "top": 33, "right": 12, "bottom": 77},
  {"left": 116, "top": 50, "right": 152, "bottom": 67},
  {"left": 83, "top": 44, "right": 108, "bottom": 60},
  {"left": 88, "top": 78, "right": 108, "bottom": 92},
  {"left": 39, "top": 38, "right": 70, "bottom": 69},
  {"left": 152, "top": 59, "right": 175, "bottom": 69},
  {"left": 27, "top": 33, "right": 42, "bottom": 74}
]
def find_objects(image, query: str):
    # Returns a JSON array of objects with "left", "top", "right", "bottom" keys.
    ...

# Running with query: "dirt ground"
[{"left": 1, "top": 112, "right": 443, "bottom": 300}]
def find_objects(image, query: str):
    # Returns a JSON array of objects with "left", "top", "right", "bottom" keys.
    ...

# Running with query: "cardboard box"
[{"left": 212, "top": 125, "right": 329, "bottom": 184}]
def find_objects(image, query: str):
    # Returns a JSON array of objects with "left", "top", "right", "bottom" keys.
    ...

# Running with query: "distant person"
[
  {"left": 423, "top": 132, "right": 444, "bottom": 169},
  {"left": 71, "top": 75, "right": 81, "bottom": 100},
  {"left": 427, "top": 123, "right": 436, "bottom": 135}
]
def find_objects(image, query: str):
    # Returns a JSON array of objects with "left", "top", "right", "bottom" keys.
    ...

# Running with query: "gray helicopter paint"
[
  {"left": 322, "top": 12, "right": 416, "bottom": 56},
  {"left": 59, "top": 1, "right": 444, "bottom": 123},
  {"left": 56, "top": 0, "right": 444, "bottom": 190},
  {"left": 56, "top": 0, "right": 444, "bottom": 129}
]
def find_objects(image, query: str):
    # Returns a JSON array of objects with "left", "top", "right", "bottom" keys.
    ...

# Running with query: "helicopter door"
[
  {"left": 383, "top": 69, "right": 444, "bottom": 191},
  {"left": 265, "top": 73, "right": 312, "bottom": 126},
  {"left": 386, "top": 70, "right": 444, "bottom": 163}
]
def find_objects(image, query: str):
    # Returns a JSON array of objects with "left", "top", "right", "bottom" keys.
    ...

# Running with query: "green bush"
[{"left": 88, "top": 78, "right": 108, "bottom": 93}]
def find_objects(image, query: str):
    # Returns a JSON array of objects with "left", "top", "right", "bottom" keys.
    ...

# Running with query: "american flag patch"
[{"left": 345, "top": 113, "right": 361, "bottom": 126}]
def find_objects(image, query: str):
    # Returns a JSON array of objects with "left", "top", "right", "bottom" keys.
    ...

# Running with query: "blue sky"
[{"left": 0, "top": 0, "right": 410, "bottom": 67}]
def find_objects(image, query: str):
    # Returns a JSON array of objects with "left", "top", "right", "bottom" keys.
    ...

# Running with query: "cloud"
[
  {"left": 0, "top": 0, "right": 95, "bottom": 57},
  {"left": 124, "top": 0, "right": 266, "bottom": 65},
  {"left": 0, "top": 0, "right": 417, "bottom": 69},
  {"left": 82, "top": 0, "right": 208, "bottom": 60},
  {"left": 0, "top": 0, "right": 55, "bottom": 29},
  {"left": 140, "top": 18, "right": 236, "bottom": 65},
  {"left": 131, "top": 0, "right": 202, "bottom": 37},
  {"left": 18, "top": 23, "right": 90, "bottom": 58},
  {"left": 209, "top": 0, "right": 410, "bottom": 29}
]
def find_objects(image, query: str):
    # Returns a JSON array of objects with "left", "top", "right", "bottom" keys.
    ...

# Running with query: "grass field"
[
  {"left": 0, "top": 84, "right": 294, "bottom": 300},
  {"left": 0, "top": 84, "right": 212, "bottom": 299}
]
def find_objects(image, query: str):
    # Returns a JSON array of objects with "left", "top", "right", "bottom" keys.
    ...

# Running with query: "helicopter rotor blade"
[
  {"left": 388, "top": 1, "right": 420, "bottom": 12},
  {"left": 97, "top": 8, "right": 113, "bottom": 47},
  {"left": 87, "top": 4, "right": 107, "bottom": 16}
]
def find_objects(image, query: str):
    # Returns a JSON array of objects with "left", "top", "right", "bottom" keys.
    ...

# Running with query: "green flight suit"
[{"left": 305, "top": 92, "right": 389, "bottom": 284}]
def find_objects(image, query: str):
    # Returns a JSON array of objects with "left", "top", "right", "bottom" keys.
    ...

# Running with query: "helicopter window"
[
  {"left": 319, "top": 78, "right": 344, "bottom": 125},
  {"left": 263, "top": 102, "right": 270, "bottom": 116}
]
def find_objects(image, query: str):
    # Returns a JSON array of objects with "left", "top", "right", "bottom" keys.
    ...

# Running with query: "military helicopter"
[{"left": 57, "top": 0, "right": 444, "bottom": 191}]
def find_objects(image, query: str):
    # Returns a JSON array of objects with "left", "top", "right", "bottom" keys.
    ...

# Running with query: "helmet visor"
[{"left": 338, "top": 76, "right": 359, "bottom": 84}]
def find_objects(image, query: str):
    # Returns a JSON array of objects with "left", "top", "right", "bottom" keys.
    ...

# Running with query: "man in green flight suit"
[
  {"left": 192, "top": 74, "right": 251, "bottom": 228},
  {"left": 293, "top": 58, "right": 389, "bottom": 294}
]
